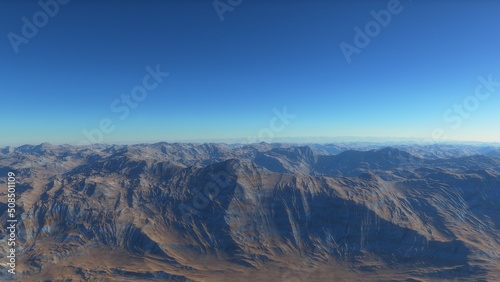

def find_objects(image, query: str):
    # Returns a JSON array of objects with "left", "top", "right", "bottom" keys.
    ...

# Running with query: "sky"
[{"left": 1, "top": 0, "right": 500, "bottom": 146}]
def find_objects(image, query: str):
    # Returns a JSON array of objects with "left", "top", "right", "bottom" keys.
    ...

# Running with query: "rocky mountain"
[{"left": 0, "top": 142, "right": 499, "bottom": 281}]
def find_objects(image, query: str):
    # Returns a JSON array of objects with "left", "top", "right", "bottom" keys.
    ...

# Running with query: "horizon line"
[{"left": 2, "top": 136, "right": 500, "bottom": 148}]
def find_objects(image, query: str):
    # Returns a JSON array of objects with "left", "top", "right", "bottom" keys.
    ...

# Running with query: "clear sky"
[{"left": 1, "top": 0, "right": 500, "bottom": 146}]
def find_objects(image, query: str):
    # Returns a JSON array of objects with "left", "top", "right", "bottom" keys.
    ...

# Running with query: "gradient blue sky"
[{"left": 1, "top": 0, "right": 500, "bottom": 146}]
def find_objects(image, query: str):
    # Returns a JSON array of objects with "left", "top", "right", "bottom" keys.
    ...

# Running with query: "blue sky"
[{"left": 1, "top": 0, "right": 500, "bottom": 146}]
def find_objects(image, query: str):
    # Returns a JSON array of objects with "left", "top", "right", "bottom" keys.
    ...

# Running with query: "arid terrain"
[{"left": 1, "top": 142, "right": 499, "bottom": 281}]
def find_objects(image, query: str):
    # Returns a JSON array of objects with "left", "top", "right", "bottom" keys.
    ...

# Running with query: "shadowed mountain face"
[{"left": 0, "top": 143, "right": 499, "bottom": 281}]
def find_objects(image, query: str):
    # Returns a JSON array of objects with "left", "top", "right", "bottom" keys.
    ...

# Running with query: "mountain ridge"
[{"left": 0, "top": 143, "right": 499, "bottom": 281}]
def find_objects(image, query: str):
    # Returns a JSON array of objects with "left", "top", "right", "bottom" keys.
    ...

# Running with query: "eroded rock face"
[{"left": 0, "top": 143, "right": 499, "bottom": 281}]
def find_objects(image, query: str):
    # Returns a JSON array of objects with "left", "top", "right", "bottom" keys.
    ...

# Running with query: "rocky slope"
[{"left": 0, "top": 143, "right": 499, "bottom": 281}]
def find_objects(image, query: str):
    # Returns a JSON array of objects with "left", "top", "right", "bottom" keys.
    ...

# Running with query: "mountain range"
[{"left": 0, "top": 142, "right": 499, "bottom": 281}]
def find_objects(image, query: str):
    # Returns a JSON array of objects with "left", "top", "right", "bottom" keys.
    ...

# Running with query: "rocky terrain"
[{"left": 0, "top": 142, "right": 499, "bottom": 281}]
